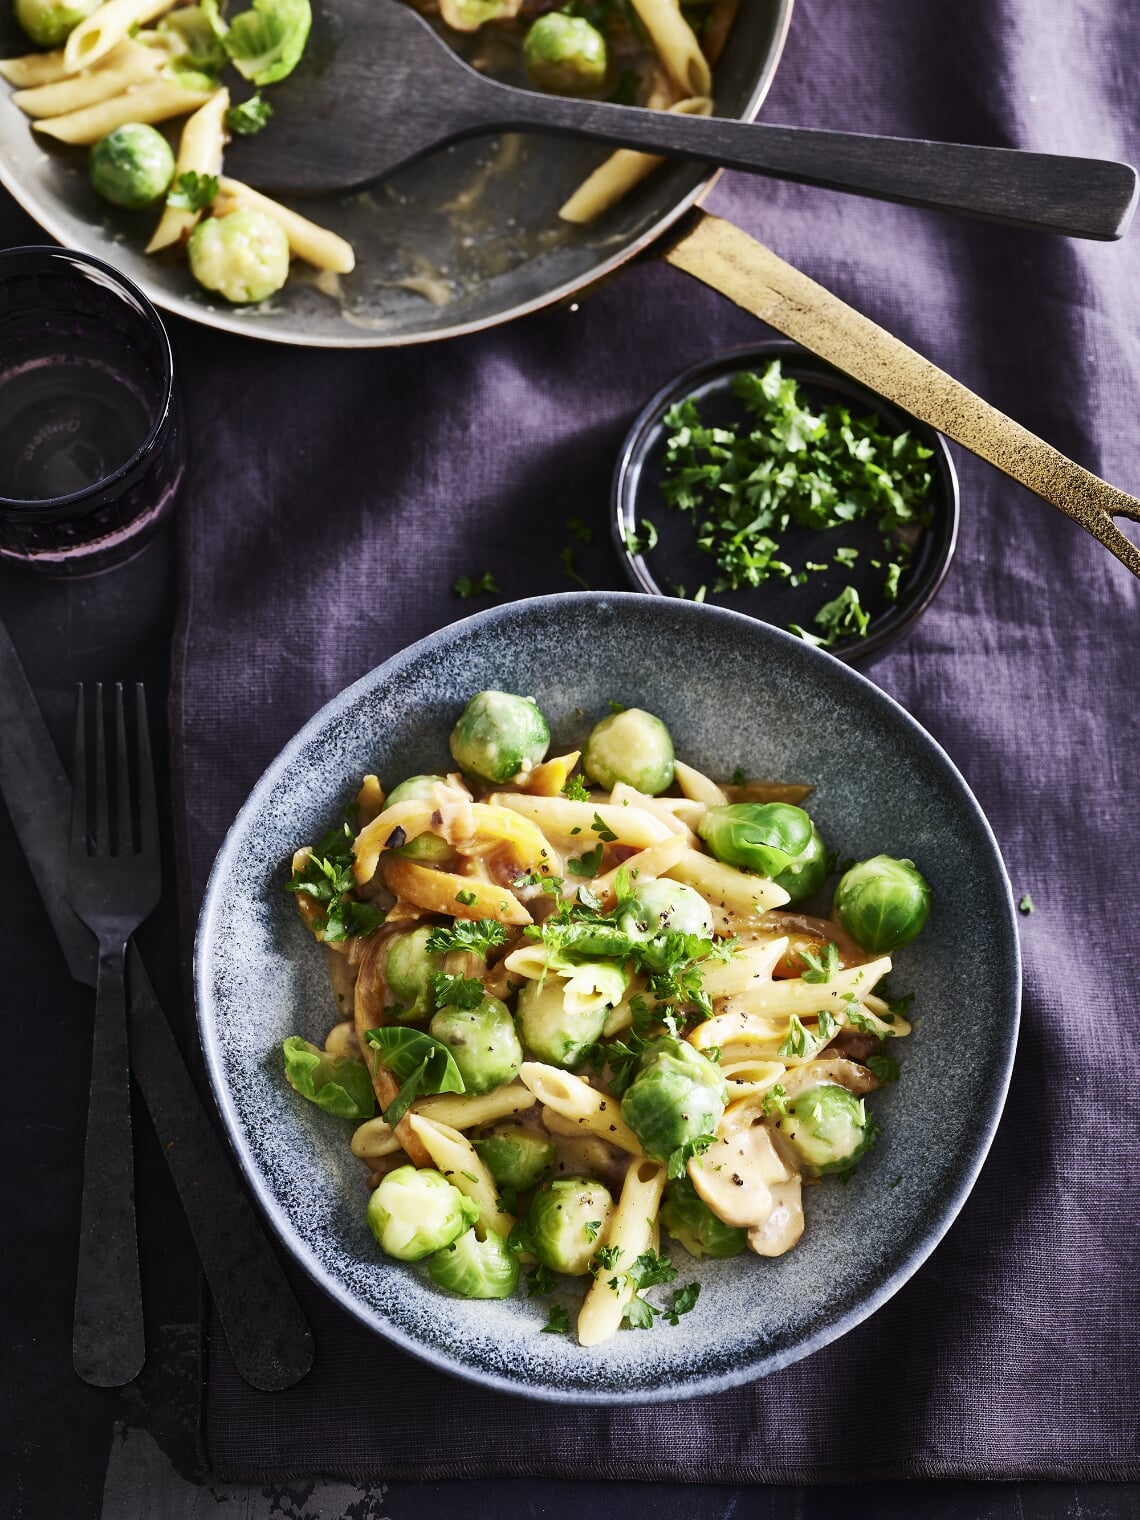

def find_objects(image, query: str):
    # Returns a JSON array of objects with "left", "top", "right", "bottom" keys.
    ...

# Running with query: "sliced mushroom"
[
  {"left": 747, "top": 1180, "right": 804, "bottom": 1257},
  {"left": 688, "top": 1114, "right": 797, "bottom": 1230}
]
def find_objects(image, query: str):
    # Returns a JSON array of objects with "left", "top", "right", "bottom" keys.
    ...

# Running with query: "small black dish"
[{"left": 612, "top": 341, "right": 959, "bottom": 665}]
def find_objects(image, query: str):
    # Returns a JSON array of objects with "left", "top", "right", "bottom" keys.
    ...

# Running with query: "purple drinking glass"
[{"left": 0, "top": 246, "right": 185, "bottom": 576}]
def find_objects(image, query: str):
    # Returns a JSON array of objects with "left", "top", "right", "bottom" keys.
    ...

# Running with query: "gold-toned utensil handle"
[{"left": 664, "top": 212, "right": 1140, "bottom": 580}]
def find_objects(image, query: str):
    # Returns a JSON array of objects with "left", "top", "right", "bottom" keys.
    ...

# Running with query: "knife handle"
[{"left": 127, "top": 944, "right": 314, "bottom": 1391}]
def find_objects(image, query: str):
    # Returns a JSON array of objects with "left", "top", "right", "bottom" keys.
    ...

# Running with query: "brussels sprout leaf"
[
  {"left": 211, "top": 0, "right": 311, "bottom": 84},
  {"left": 282, "top": 1037, "right": 376, "bottom": 1119},
  {"left": 425, "top": 919, "right": 508, "bottom": 959},
  {"left": 364, "top": 1027, "right": 465, "bottom": 1127}
]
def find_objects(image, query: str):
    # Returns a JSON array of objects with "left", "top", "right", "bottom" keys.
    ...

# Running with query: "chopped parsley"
[
  {"left": 1019, "top": 893, "right": 1035, "bottom": 915},
  {"left": 430, "top": 973, "right": 486, "bottom": 1011},
  {"left": 454, "top": 888, "right": 478, "bottom": 907},
  {"left": 799, "top": 941, "right": 839, "bottom": 983},
  {"left": 567, "top": 516, "right": 592, "bottom": 543},
  {"left": 166, "top": 170, "right": 218, "bottom": 212},
  {"left": 542, "top": 1305, "right": 570, "bottom": 1334},
  {"left": 667, "top": 1131, "right": 715, "bottom": 1180},
  {"left": 566, "top": 842, "right": 604, "bottom": 877},
  {"left": 662, "top": 1282, "right": 700, "bottom": 1325},
  {"left": 592, "top": 811, "right": 618, "bottom": 843},
  {"left": 425, "top": 919, "right": 508, "bottom": 959},
  {"left": 584, "top": 1220, "right": 602, "bottom": 1243},
  {"left": 287, "top": 821, "right": 382, "bottom": 943},
  {"left": 562, "top": 773, "right": 590, "bottom": 802},
  {"left": 867, "top": 1052, "right": 900, "bottom": 1083},
  {"left": 559, "top": 545, "right": 589, "bottom": 590},
  {"left": 452, "top": 570, "right": 499, "bottom": 599},
  {"left": 225, "top": 92, "right": 273, "bottom": 134},
  {"left": 647, "top": 360, "right": 933, "bottom": 644}
]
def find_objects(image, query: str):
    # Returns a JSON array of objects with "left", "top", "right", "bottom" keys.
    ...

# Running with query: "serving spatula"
[{"left": 227, "top": 0, "right": 1137, "bottom": 240}]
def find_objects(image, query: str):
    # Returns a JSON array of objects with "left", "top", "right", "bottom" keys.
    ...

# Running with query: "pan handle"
[{"left": 661, "top": 212, "right": 1140, "bottom": 580}]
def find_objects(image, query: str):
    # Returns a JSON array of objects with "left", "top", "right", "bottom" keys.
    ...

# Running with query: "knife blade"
[{"left": 0, "top": 615, "right": 313, "bottom": 1392}]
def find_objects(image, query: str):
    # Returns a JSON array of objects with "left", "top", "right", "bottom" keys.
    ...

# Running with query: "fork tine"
[
  {"left": 70, "top": 684, "right": 87, "bottom": 856},
  {"left": 92, "top": 681, "right": 109, "bottom": 855},
  {"left": 113, "top": 683, "right": 130, "bottom": 857},
  {"left": 135, "top": 683, "right": 158, "bottom": 860}
]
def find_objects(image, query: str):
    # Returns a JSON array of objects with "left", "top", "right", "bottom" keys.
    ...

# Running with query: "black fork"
[{"left": 68, "top": 683, "right": 161, "bottom": 1387}]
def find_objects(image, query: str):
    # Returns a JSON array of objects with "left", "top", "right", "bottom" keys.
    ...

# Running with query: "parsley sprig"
[
  {"left": 424, "top": 919, "right": 508, "bottom": 959},
  {"left": 287, "top": 822, "right": 381, "bottom": 943}
]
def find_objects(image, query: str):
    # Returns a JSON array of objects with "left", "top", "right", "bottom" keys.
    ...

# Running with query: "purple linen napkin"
[{"left": 167, "top": 0, "right": 1140, "bottom": 1481}]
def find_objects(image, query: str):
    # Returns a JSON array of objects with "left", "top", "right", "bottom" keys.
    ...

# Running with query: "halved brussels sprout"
[
  {"left": 429, "top": 994, "right": 522, "bottom": 1094},
  {"left": 89, "top": 124, "right": 175, "bottom": 210},
  {"left": 385, "top": 925, "right": 445, "bottom": 1022},
  {"left": 449, "top": 690, "right": 550, "bottom": 784},
  {"left": 515, "top": 970, "right": 617, "bottom": 1069},
  {"left": 698, "top": 802, "right": 828, "bottom": 904},
  {"left": 660, "top": 1175, "right": 747, "bottom": 1259},
  {"left": 618, "top": 879, "right": 714, "bottom": 941},
  {"left": 620, "top": 1037, "right": 727, "bottom": 1164},
  {"left": 832, "top": 855, "right": 931, "bottom": 952},
  {"left": 523, "top": 12, "right": 607, "bottom": 94},
  {"left": 582, "top": 708, "right": 674, "bottom": 795},
  {"left": 773, "top": 1083, "right": 875, "bottom": 1176},
  {"left": 473, "top": 1124, "right": 556, "bottom": 1191},
  {"left": 527, "top": 1176, "right": 614, "bottom": 1276},
  {"left": 427, "top": 1226, "right": 519, "bottom": 1299},
  {"left": 367, "top": 1165, "right": 479, "bottom": 1261}
]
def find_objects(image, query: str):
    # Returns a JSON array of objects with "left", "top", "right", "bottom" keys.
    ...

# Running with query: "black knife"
[{"left": 0, "top": 616, "right": 313, "bottom": 1392}]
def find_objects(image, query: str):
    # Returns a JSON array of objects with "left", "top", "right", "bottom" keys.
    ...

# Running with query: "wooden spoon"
[
  {"left": 227, "top": 0, "right": 1137, "bottom": 241},
  {"left": 663, "top": 212, "right": 1140, "bottom": 579}
]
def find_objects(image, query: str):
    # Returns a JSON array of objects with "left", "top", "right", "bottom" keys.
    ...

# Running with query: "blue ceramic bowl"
[{"left": 195, "top": 592, "right": 1019, "bottom": 1404}]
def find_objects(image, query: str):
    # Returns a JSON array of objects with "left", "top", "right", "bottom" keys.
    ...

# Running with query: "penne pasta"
[
  {"left": 715, "top": 956, "right": 893, "bottom": 1023},
  {"left": 699, "top": 937, "right": 789, "bottom": 998},
  {"left": 577, "top": 1158, "right": 667, "bottom": 1346},
  {"left": 415, "top": 1082, "right": 536, "bottom": 1130},
  {"left": 405, "top": 1113, "right": 515, "bottom": 1240},
  {"left": 33, "top": 75, "right": 213, "bottom": 143},
  {"left": 672, "top": 758, "right": 728, "bottom": 808},
  {"left": 381, "top": 855, "right": 532, "bottom": 925},
  {"left": 559, "top": 95, "right": 711, "bottom": 224},
  {"left": 491, "top": 791, "right": 673, "bottom": 849},
  {"left": 663, "top": 847, "right": 791, "bottom": 925},
  {"left": 146, "top": 87, "right": 229, "bottom": 252},
  {"left": 10, "top": 39, "right": 160, "bottom": 115},
  {"left": 64, "top": 0, "right": 179, "bottom": 74},
  {"left": 215, "top": 177, "right": 357, "bottom": 275},
  {"left": 591, "top": 832, "right": 689, "bottom": 907},
  {"left": 518, "top": 1062, "right": 643, "bottom": 1157},
  {"left": 628, "top": 0, "right": 711, "bottom": 97}
]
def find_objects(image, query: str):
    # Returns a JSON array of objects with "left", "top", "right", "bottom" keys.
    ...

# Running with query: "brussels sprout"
[
  {"left": 698, "top": 802, "right": 828, "bottom": 904},
  {"left": 523, "top": 13, "right": 607, "bottom": 95},
  {"left": 528, "top": 1176, "right": 614, "bottom": 1276},
  {"left": 448, "top": 690, "right": 550, "bottom": 784},
  {"left": 515, "top": 972, "right": 614, "bottom": 1069},
  {"left": 773, "top": 1083, "right": 875, "bottom": 1176},
  {"left": 385, "top": 925, "right": 445, "bottom": 1022},
  {"left": 14, "top": 0, "right": 98, "bottom": 46},
  {"left": 282, "top": 1035, "right": 375, "bottom": 1119},
  {"left": 429, "top": 994, "right": 522, "bottom": 1094},
  {"left": 427, "top": 1226, "right": 519, "bottom": 1299},
  {"left": 620, "top": 1037, "right": 727, "bottom": 1164},
  {"left": 660, "top": 1175, "right": 747, "bottom": 1259},
  {"left": 473, "top": 1124, "right": 556, "bottom": 1191},
  {"left": 582, "top": 708, "right": 674, "bottom": 795},
  {"left": 618, "top": 879, "right": 714, "bottom": 942},
  {"left": 88, "top": 125, "right": 175, "bottom": 210},
  {"left": 385, "top": 774, "right": 452, "bottom": 863},
  {"left": 187, "top": 209, "right": 289, "bottom": 305},
  {"left": 832, "top": 855, "right": 931, "bottom": 953},
  {"left": 367, "top": 1165, "right": 479, "bottom": 1261}
]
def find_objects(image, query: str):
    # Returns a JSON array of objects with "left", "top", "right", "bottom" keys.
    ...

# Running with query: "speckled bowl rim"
[
  {"left": 195, "top": 591, "right": 1020, "bottom": 1404},
  {"left": 611, "top": 341, "right": 961, "bottom": 664}
]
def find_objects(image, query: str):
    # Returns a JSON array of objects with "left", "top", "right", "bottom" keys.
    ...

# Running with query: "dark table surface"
[{"left": 0, "top": 197, "right": 1138, "bottom": 1520}]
